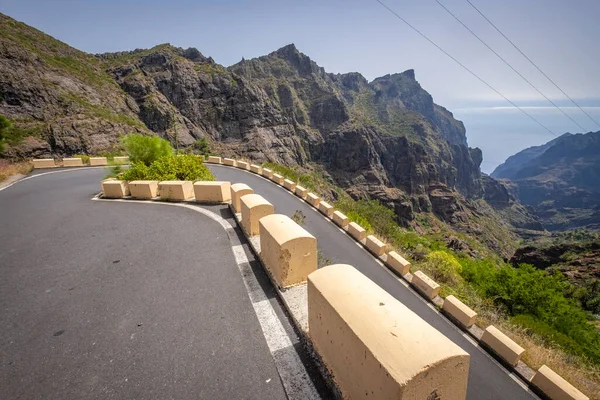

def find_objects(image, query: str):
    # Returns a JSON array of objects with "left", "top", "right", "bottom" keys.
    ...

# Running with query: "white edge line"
[
  {"left": 92, "top": 196, "right": 321, "bottom": 400},
  {"left": 209, "top": 163, "right": 540, "bottom": 398},
  {"left": 0, "top": 166, "right": 113, "bottom": 192}
]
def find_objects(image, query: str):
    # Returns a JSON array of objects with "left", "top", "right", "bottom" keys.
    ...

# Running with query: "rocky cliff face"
[
  {"left": 493, "top": 131, "right": 600, "bottom": 231},
  {"left": 1, "top": 13, "right": 525, "bottom": 247}
]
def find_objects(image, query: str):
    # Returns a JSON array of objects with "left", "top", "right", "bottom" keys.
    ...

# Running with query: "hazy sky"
[{"left": 2, "top": 0, "right": 599, "bottom": 173}]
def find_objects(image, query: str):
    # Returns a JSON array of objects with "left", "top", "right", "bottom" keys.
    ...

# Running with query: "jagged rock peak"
[{"left": 97, "top": 44, "right": 208, "bottom": 63}]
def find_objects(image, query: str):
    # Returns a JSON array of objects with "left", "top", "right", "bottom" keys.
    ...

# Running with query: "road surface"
[
  {"left": 209, "top": 164, "right": 538, "bottom": 400},
  {"left": 0, "top": 168, "right": 328, "bottom": 399}
]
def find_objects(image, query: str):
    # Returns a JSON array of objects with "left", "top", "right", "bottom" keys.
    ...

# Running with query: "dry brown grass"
[
  {"left": 495, "top": 322, "right": 600, "bottom": 399},
  {"left": 0, "top": 160, "right": 33, "bottom": 182}
]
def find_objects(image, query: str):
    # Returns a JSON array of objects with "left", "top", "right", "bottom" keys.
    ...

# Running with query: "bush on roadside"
[
  {"left": 120, "top": 154, "right": 214, "bottom": 182},
  {"left": 121, "top": 133, "right": 173, "bottom": 166},
  {"left": 74, "top": 154, "right": 90, "bottom": 164},
  {"left": 422, "top": 251, "right": 462, "bottom": 284}
]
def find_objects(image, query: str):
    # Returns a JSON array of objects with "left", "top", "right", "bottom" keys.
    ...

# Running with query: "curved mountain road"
[
  {"left": 0, "top": 168, "right": 329, "bottom": 400},
  {"left": 208, "top": 164, "right": 539, "bottom": 400}
]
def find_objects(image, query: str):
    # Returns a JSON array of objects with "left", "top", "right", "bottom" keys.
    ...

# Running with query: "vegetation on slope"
[{"left": 266, "top": 160, "right": 600, "bottom": 397}]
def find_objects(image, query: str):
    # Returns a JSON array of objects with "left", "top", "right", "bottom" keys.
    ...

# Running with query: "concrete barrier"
[
  {"left": 294, "top": 185, "right": 308, "bottom": 199},
  {"left": 271, "top": 173, "right": 284, "bottom": 185},
  {"left": 481, "top": 326, "right": 525, "bottom": 367},
  {"left": 250, "top": 164, "right": 262, "bottom": 174},
  {"left": 230, "top": 183, "right": 254, "bottom": 213},
  {"left": 259, "top": 214, "right": 317, "bottom": 288},
  {"left": 283, "top": 179, "right": 296, "bottom": 192},
  {"left": 63, "top": 158, "right": 83, "bottom": 167},
  {"left": 89, "top": 157, "right": 108, "bottom": 166},
  {"left": 113, "top": 156, "right": 129, "bottom": 164},
  {"left": 308, "top": 264, "right": 470, "bottom": 400},
  {"left": 223, "top": 158, "right": 237, "bottom": 167},
  {"left": 348, "top": 222, "right": 366, "bottom": 241},
  {"left": 241, "top": 194, "right": 275, "bottom": 236},
  {"left": 442, "top": 295, "right": 477, "bottom": 328},
  {"left": 318, "top": 201, "right": 334, "bottom": 218},
  {"left": 262, "top": 168, "right": 273, "bottom": 179},
  {"left": 32, "top": 159, "right": 56, "bottom": 168},
  {"left": 207, "top": 156, "right": 222, "bottom": 164},
  {"left": 237, "top": 161, "right": 250, "bottom": 170},
  {"left": 332, "top": 211, "right": 349, "bottom": 228},
  {"left": 129, "top": 180, "right": 159, "bottom": 199},
  {"left": 531, "top": 365, "right": 588, "bottom": 400},
  {"left": 102, "top": 180, "right": 129, "bottom": 198},
  {"left": 365, "top": 235, "right": 387, "bottom": 256},
  {"left": 386, "top": 251, "right": 411, "bottom": 275},
  {"left": 158, "top": 181, "right": 194, "bottom": 201},
  {"left": 412, "top": 271, "right": 440, "bottom": 299},
  {"left": 307, "top": 193, "right": 320, "bottom": 208},
  {"left": 193, "top": 181, "right": 231, "bottom": 203}
]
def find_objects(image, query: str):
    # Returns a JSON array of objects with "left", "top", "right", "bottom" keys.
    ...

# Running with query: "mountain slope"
[
  {"left": 493, "top": 131, "right": 600, "bottom": 230},
  {"left": 0, "top": 13, "right": 529, "bottom": 256},
  {"left": 0, "top": 13, "right": 150, "bottom": 157}
]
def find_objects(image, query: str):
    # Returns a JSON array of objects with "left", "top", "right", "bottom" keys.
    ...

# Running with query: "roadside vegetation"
[
  {"left": 264, "top": 161, "right": 600, "bottom": 397},
  {"left": 111, "top": 133, "right": 214, "bottom": 182}
]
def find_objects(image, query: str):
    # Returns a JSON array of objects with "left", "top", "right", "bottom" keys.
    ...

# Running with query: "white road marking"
[
  {"left": 208, "top": 164, "right": 541, "bottom": 397},
  {"left": 0, "top": 166, "right": 110, "bottom": 192},
  {"left": 92, "top": 196, "right": 321, "bottom": 400}
]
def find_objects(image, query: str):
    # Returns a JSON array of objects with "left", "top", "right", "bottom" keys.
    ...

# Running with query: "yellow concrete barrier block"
[
  {"left": 412, "top": 271, "right": 440, "bottom": 299},
  {"left": 308, "top": 264, "right": 470, "bottom": 400},
  {"left": 531, "top": 365, "right": 588, "bottom": 400},
  {"left": 230, "top": 183, "right": 254, "bottom": 213},
  {"left": 237, "top": 160, "right": 250, "bottom": 170},
  {"left": 223, "top": 158, "right": 237, "bottom": 167},
  {"left": 158, "top": 181, "right": 194, "bottom": 201},
  {"left": 365, "top": 235, "right": 387, "bottom": 256},
  {"left": 32, "top": 159, "right": 56, "bottom": 168},
  {"left": 348, "top": 222, "right": 366, "bottom": 241},
  {"left": 271, "top": 173, "right": 284, "bottom": 185},
  {"left": 102, "top": 180, "right": 129, "bottom": 198},
  {"left": 307, "top": 193, "right": 320, "bottom": 207},
  {"left": 259, "top": 214, "right": 317, "bottom": 288},
  {"left": 129, "top": 180, "right": 159, "bottom": 199},
  {"left": 250, "top": 164, "right": 262, "bottom": 174},
  {"left": 262, "top": 168, "right": 273, "bottom": 179},
  {"left": 318, "top": 201, "right": 334, "bottom": 218},
  {"left": 283, "top": 179, "right": 296, "bottom": 192},
  {"left": 89, "top": 157, "right": 108, "bottom": 166},
  {"left": 481, "top": 326, "right": 525, "bottom": 366},
  {"left": 113, "top": 156, "right": 129, "bottom": 164},
  {"left": 207, "top": 156, "right": 222, "bottom": 164},
  {"left": 442, "top": 295, "right": 477, "bottom": 328},
  {"left": 193, "top": 181, "right": 231, "bottom": 203},
  {"left": 295, "top": 185, "right": 308, "bottom": 199},
  {"left": 386, "top": 251, "right": 411, "bottom": 275},
  {"left": 241, "top": 194, "right": 275, "bottom": 236},
  {"left": 332, "top": 211, "right": 349, "bottom": 228},
  {"left": 63, "top": 158, "right": 83, "bottom": 167}
]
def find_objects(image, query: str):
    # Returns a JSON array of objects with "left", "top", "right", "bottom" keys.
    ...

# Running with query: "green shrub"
[
  {"left": 422, "top": 251, "right": 462, "bottom": 284},
  {"left": 121, "top": 133, "right": 174, "bottom": 166},
  {"left": 121, "top": 154, "right": 214, "bottom": 182},
  {"left": 192, "top": 137, "right": 210, "bottom": 156},
  {"left": 461, "top": 260, "right": 600, "bottom": 365},
  {"left": 0, "top": 115, "right": 11, "bottom": 153},
  {"left": 74, "top": 154, "right": 90, "bottom": 164}
]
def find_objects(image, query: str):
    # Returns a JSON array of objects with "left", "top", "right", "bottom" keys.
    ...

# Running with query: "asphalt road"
[
  {"left": 0, "top": 168, "right": 324, "bottom": 400},
  {"left": 209, "top": 164, "right": 538, "bottom": 400}
]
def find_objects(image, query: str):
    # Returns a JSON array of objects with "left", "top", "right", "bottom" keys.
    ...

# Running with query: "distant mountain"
[{"left": 492, "top": 131, "right": 600, "bottom": 231}]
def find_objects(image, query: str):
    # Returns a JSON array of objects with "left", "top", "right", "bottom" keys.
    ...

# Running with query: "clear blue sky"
[{"left": 2, "top": 0, "right": 599, "bottom": 173}]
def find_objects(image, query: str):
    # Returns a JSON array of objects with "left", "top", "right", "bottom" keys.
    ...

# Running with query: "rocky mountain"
[
  {"left": 492, "top": 131, "right": 600, "bottom": 231},
  {"left": 0, "top": 12, "right": 538, "bottom": 254}
]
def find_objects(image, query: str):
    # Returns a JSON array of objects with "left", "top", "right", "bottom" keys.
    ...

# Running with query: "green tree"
[
  {"left": 121, "top": 133, "right": 174, "bottom": 166},
  {"left": 193, "top": 137, "right": 210, "bottom": 156}
]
